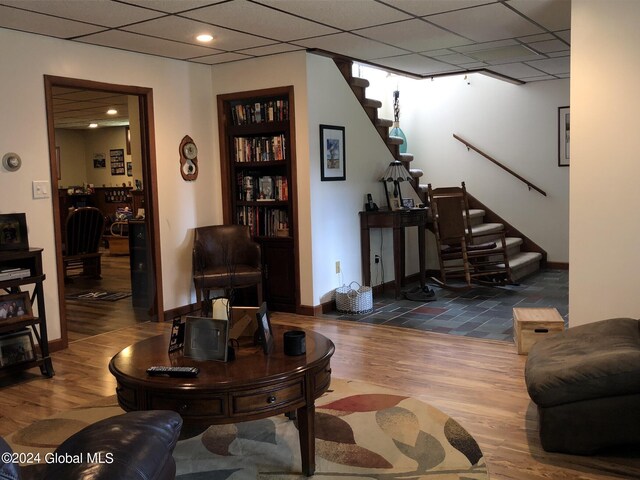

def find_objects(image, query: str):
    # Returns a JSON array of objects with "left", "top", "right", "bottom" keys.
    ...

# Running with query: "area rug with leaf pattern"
[{"left": 6, "top": 378, "right": 488, "bottom": 479}]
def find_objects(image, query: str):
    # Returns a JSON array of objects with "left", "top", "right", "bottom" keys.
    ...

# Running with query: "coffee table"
[{"left": 109, "top": 324, "right": 334, "bottom": 476}]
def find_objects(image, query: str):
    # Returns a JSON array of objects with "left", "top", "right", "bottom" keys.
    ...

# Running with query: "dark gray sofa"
[{"left": 525, "top": 317, "right": 640, "bottom": 454}]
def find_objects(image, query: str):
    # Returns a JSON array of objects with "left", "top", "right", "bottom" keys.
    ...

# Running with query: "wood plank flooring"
[{"left": 0, "top": 314, "right": 638, "bottom": 479}]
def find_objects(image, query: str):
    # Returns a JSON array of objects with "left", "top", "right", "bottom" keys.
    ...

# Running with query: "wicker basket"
[{"left": 335, "top": 281, "right": 373, "bottom": 314}]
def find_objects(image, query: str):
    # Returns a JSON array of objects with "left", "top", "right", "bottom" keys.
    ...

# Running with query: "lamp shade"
[{"left": 381, "top": 161, "right": 412, "bottom": 183}]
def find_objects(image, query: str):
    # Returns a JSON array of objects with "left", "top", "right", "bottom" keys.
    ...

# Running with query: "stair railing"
[{"left": 453, "top": 134, "right": 546, "bottom": 196}]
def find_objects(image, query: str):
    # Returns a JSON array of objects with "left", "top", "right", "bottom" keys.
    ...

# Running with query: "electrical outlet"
[{"left": 335, "top": 261, "right": 341, "bottom": 274}]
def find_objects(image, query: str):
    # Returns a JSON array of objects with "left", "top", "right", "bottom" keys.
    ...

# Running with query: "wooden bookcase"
[
  {"left": 217, "top": 86, "right": 298, "bottom": 312},
  {"left": 0, "top": 248, "right": 54, "bottom": 378}
]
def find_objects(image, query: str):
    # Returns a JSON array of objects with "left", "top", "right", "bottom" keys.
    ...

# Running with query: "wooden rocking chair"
[{"left": 427, "top": 182, "right": 512, "bottom": 289}]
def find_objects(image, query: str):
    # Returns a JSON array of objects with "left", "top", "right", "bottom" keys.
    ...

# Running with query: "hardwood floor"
[
  {"left": 0, "top": 313, "right": 638, "bottom": 479},
  {"left": 64, "top": 252, "right": 149, "bottom": 342}
]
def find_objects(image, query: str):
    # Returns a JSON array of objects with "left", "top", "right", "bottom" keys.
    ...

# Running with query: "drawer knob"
[{"left": 266, "top": 395, "right": 277, "bottom": 404}]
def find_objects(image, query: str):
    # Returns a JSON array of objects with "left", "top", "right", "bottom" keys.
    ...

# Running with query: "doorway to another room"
[{"left": 44, "top": 76, "right": 163, "bottom": 347}]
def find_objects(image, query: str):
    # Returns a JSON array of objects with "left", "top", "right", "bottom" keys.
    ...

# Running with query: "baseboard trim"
[
  {"left": 163, "top": 302, "right": 199, "bottom": 321},
  {"left": 546, "top": 262, "right": 569, "bottom": 270}
]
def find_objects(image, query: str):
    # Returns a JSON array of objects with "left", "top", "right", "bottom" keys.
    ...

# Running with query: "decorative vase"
[{"left": 390, "top": 121, "right": 407, "bottom": 154}]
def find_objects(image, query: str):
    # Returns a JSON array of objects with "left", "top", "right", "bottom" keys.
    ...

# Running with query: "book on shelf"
[
  {"left": 234, "top": 135, "right": 286, "bottom": 163},
  {"left": 236, "top": 206, "right": 289, "bottom": 237},
  {"left": 237, "top": 172, "right": 288, "bottom": 202},
  {"left": 231, "top": 99, "right": 289, "bottom": 126}
]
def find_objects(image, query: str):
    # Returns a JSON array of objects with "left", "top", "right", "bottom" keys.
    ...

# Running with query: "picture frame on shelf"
[
  {"left": 558, "top": 106, "right": 570, "bottom": 167},
  {"left": 184, "top": 316, "right": 229, "bottom": 362},
  {"left": 0, "top": 213, "right": 29, "bottom": 251},
  {"left": 320, "top": 124, "right": 346, "bottom": 181},
  {"left": 402, "top": 198, "right": 415, "bottom": 209},
  {"left": 255, "top": 302, "right": 274, "bottom": 354},
  {"left": 0, "top": 329, "right": 36, "bottom": 367},
  {"left": 0, "top": 292, "right": 33, "bottom": 321}
]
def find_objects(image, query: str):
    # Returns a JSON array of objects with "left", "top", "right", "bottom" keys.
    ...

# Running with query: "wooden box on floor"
[{"left": 513, "top": 307, "right": 564, "bottom": 355}]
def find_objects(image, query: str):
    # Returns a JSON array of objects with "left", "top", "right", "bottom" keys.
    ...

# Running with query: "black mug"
[{"left": 283, "top": 330, "right": 306, "bottom": 356}]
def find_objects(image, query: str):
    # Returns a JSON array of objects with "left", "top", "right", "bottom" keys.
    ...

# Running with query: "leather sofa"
[
  {"left": 1, "top": 410, "right": 182, "bottom": 480},
  {"left": 525, "top": 318, "right": 640, "bottom": 454}
]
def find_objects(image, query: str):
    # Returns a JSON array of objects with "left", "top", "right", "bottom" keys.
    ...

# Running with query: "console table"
[
  {"left": 109, "top": 325, "right": 334, "bottom": 477},
  {"left": 359, "top": 209, "right": 427, "bottom": 299}
]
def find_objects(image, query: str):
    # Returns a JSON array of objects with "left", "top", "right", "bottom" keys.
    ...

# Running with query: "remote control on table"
[{"left": 146, "top": 366, "right": 199, "bottom": 378}]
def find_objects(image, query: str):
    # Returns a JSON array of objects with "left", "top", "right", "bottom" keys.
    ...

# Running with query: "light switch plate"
[{"left": 33, "top": 180, "right": 50, "bottom": 199}]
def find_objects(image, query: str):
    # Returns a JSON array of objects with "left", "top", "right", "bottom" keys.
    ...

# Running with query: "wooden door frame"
[{"left": 44, "top": 75, "right": 163, "bottom": 350}]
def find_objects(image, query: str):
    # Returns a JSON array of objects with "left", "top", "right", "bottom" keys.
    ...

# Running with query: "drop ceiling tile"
[
  {"left": 507, "top": 0, "right": 571, "bottom": 32},
  {"left": 236, "top": 43, "right": 302, "bottom": 56},
  {"left": 517, "top": 33, "right": 554, "bottom": 43},
  {"left": 181, "top": 0, "right": 338, "bottom": 41},
  {"left": 373, "top": 54, "right": 455, "bottom": 75},
  {"left": 123, "top": 15, "right": 272, "bottom": 51},
  {"left": 525, "top": 56, "right": 570, "bottom": 75},
  {"left": 486, "top": 62, "right": 545, "bottom": 79},
  {"left": 120, "top": 0, "right": 227, "bottom": 14},
  {"left": 253, "top": 0, "right": 411, "bottom": 30},
  {"left": 519, "top": 74, "right": 557, "bottom": 82},
  {"left": 356, "top": 19, "right": 469, "bottom": 52},
  {"left": 555, "top": 30, "right": 570, "bottom": 44},
  {"left": 431, "top": 52, "right": 479, "bottom": 65},
  {"left": 77, "top": 29, "right": 221, "bottom": 59},
  {"left": 428, "top": 3, "right": 543, "bottom": 42},
  {"left": 380, "top": 0, "right": 492, "bottom": 17},
  {"left": 0, "top": 0, "right": 163, "bottom": 27},
  {"left": 453, "top": 39, "right": 517, "bottom": 53},
  {"left": 295, "top": 32, "right": 407, "bottom": 60},
  {"left": 190, "top": 52, "right": 253, "bottom": 65},
  {"left": 526, "top": 39, "right": 569, "bottom": 54},
  {"left": 0, "top": 5, "right": 104, "bottom": 38}
]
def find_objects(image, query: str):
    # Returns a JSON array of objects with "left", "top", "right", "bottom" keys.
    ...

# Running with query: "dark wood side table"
[
  {"left": 359, "top": 208, "right": 427, "bottom": 299},
  {"left": 109, "top": 324, "right": 334, "bottom": 477}
]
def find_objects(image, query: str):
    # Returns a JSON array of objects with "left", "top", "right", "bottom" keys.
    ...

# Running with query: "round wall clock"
[{"left": 179, "top": 135, "right": 198, "bottom": 181}]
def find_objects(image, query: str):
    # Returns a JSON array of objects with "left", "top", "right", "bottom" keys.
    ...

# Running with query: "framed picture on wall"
[
  {"left": 127, "top": 162, "right": 133, "bottom": 177},
  {"left": 558, "top": 106, "right": 570, "bottom": 167},
  {"left": 110, "top": 148, "right": 125, "bottom": 175},
  {"left": 93, "top": 153, "right": 106, "bottom": 168},
  {"left": 320, "top": 124, "right": 346, "bottom": 181}
]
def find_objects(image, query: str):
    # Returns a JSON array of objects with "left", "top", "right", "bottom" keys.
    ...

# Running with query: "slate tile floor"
[{"left": 322, "top": 269, "right": 569, "bottom": 342}]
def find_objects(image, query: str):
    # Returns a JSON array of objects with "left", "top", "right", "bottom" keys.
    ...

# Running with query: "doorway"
[{"left": 44, "top": 76, "right": 163, "bottom": 349}]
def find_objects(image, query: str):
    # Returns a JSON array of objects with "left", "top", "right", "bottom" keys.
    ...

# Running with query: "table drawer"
[
  {"left": 232, "top": 380, "right": 304, "bottom": 414},
  {"left": 148, "top": 394, "right": 226, "bottom": 417},
  {"left": 313, "top": 360, "right": 332, "bottom": 397},
  {"left": 115, "top": 382, "right": 138, "bottom": 411}
]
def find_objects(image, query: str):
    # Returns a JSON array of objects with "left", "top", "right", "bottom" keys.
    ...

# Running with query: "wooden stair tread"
[
  {"left": 399, "top": 153, "right": 414, "bottom": 162},
  {"left": 388, "top": 135, "right": 404, "bottom": 145},
  {"left": 362, "top": 98, "right": 382, "bottom": 108},
  {"left": 376, "top": 118, "right": 393, "bottom": 127},
  {"left": 409, "top": 169, "right": 423, "bottom": 178},
  {"left": 501, "top": 251, "right": 542, "bottom": 268},
  {"left": 350, "top": 77, "right": 370, "bottom": 88},
  {"left": 470, "top": 222, "right": 504, "bottom": 236}
]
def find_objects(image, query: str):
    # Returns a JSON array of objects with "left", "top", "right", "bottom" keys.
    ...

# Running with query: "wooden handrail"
[{"left": 453, "top": 134, "right": 546, "bottom": 196}]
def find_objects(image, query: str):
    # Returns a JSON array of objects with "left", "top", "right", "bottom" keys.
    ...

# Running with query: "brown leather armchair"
[{"left": 192, "top": 225, "right": 263, "bottom": 313}]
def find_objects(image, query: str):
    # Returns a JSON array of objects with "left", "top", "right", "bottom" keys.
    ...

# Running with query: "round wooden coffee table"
[{"left": 109, "top": 324, "right": 334, "bottom": 477}]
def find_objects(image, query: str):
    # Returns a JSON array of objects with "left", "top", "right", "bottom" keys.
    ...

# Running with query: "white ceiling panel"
[
  {"left": 181, "top": 0, "right": 339, "bottom": 41},
  {"left": 0, "top": 0, "right": 163, "bottom": 27},
  {"left": 430, "top": 52, "right": 480, "bottom": 66},
  {"left": 526, "top": 39, "right": 570, "bottom": 54},
  {"left": 191, "top": 52, "right": 253, "bottom": 65},
  {"left": 119, "top": 0, "right": 228, "bottom": 14},
  {"left": 78, "top": 29, "right": 221, "bottom": 59},
  {"left": 296, "top": 32, "right": 408, "bottom": 60},
  {"left": 487, "top": 62, "right": 546, "bottom": 79},
  {"left": 428, "top": 3, "right": 544, "bottom": 42},
  {"left": 254, "top": 0, "right": 411, "bottom": 30},
  {"left": 379, "top": 0, "right": 495, "bottom": 17},
  {"left": 356, "top": 19, "right": 470, "bottom": 52},
  {"left": 374, "top": 54, "right": 456, "bottom": 75},
  {"left": 236, "top": 43, "right": 303, "bottom": 56},
  {"left": 525, "top": 56, "right": 570, "bottom": 75},
  {"left": 0, "top": 5, "right": 104, "bottom": 38},
  {"left": 124, "top": 15, "right": 273, "bottom": 51},
  {"left": 507, "top": 0, "right": 571, "bottom": 32}
]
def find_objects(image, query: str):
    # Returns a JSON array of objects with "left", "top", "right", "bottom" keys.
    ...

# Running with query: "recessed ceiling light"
[
  {"left": 89, "top": 123, "right": 98, "bottom": 128},
  {"left": 107, "top": 108, "right": 118, "bottom": 115},
  {"left": 196, "top": 33, "right": 214, "bottom": 43}
]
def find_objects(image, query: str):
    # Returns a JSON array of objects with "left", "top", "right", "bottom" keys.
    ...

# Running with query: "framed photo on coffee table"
[{"left": 255, "top": 302, "right": 274, "bottom": 354}]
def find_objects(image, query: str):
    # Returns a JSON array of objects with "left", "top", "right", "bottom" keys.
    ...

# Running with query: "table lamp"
[{"left": 381, "top": 160, "right": 412, "bottom": 209}]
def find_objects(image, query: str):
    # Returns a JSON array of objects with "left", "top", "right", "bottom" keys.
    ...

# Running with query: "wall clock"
[{"left": 179, "top": 135, "right": 198, "bottom": 181}]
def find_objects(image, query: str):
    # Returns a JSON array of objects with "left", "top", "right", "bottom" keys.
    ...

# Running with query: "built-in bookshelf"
[{"left": 218, "top": 86, "right": 298, "bottom": 312}]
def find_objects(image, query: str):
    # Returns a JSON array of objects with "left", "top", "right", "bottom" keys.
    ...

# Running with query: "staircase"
[{"left": 334, "top": 58, "right": 546, "bottom": 281}]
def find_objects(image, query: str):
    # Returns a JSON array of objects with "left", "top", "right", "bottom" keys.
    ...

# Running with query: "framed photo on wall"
[
  {"left": 320, "top": 124, "right": 346, "bottom": 181},
  {"left": 558, "top": 106, "right": 570, "bottom": 166}
]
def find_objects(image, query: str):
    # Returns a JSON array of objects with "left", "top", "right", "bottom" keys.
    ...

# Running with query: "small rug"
[
  {"left": 65, "top": 290, "right": 131, "bottom": 301},
  {"left": 6, "top": 379, "right": 488, "bottom": 479}
]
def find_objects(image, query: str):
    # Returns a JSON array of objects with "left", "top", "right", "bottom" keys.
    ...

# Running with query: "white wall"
[
  {"left": 83, "top": 127, "right": 135, "bottom": 187},
  {"left": 569, "top": 0, "right": 640, "bottom": 326},
  {"left": 361, "top": 66, "right": 570, "bottom": 264},
  {"left": 0, "top": 28, "right": 215, "bottom": 340},
  {"left": 306, "top": 55, "right": 401, "bottom": 304}
]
